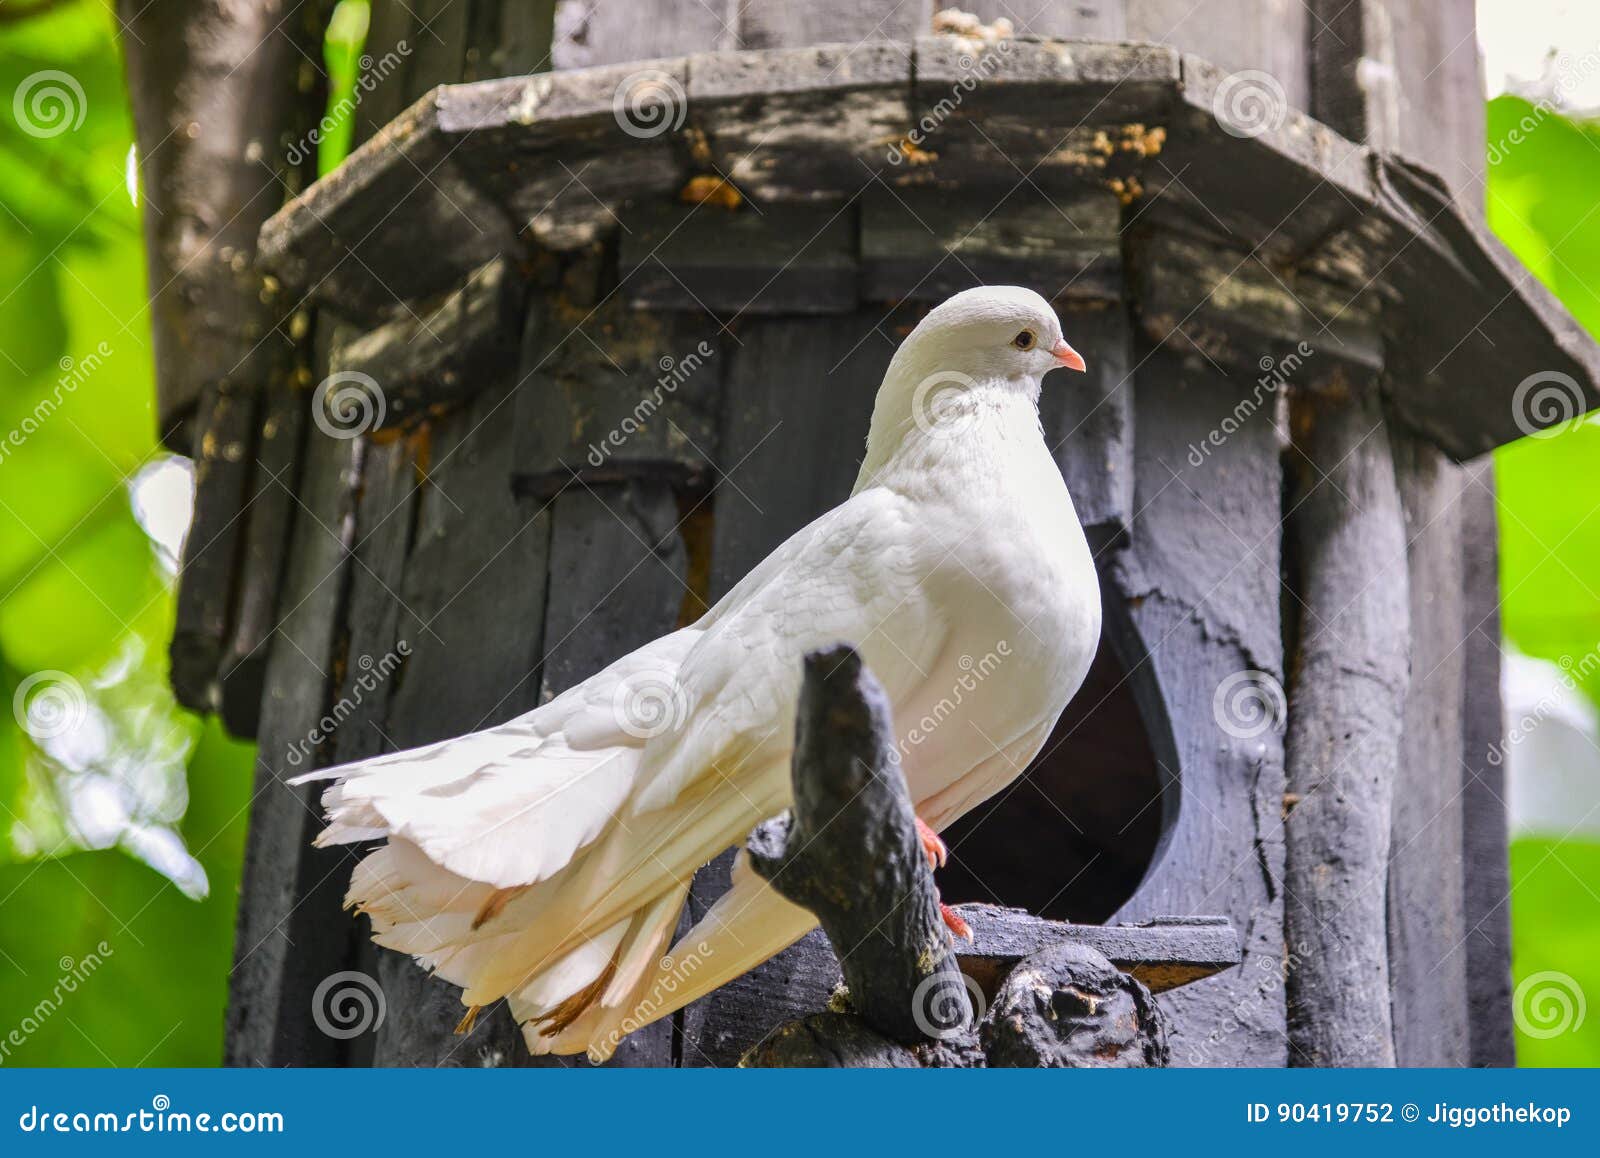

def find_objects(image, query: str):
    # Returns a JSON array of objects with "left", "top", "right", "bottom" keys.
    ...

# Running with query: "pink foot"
[{"left": 915, "top": 816, "right": 947, "bottom": 870}]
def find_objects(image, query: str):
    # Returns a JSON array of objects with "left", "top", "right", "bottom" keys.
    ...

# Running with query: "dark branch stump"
[
  {"left": 743, "top": 644, "right": 1170, "bottom": 1068},
  {"left": 746, "top": 644, "right": 973, "bottom": 1048}
]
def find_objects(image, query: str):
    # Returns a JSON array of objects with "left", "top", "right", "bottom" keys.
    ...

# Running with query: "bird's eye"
[{"left": 1012, "top": 330, "right": 1036, "bottom": 351}]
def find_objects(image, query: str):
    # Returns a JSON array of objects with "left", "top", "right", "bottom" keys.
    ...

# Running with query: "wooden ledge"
[
  {"left": 953, "top": 905, "right": 1241, "bottom": 995},
  {"left": 258, "top": 36, "right": 1600, "bottom": 459}
]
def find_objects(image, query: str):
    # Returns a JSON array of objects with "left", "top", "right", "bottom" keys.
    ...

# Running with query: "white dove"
[{"left": 294, "top": 285, "right": 1103, "bottom": 1061}]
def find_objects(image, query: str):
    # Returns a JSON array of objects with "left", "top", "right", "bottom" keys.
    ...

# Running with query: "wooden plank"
[
  {"left": 535, "top": 482, "right": 688, "bottom": 1066},
  {"left": 170, "top": 384, "right": 258, "bottom": 713},
  {"left": 903, "top": 37, "right": 1180, "bottom": 197},
  {"left": 511, "top": 296, "right": 725, "bottom": 496},
  {"left": 687, "top": 41, "right": 912, "bottom": 202},
  {"left": 367, "top": 385, "right": 555, "bottom": 1067},
  {"left": 1386, "top": 433, "right": 1470, "bottom": 1066},
  {"left": 225, "top": 434, "right": 363, "bottom": 1066},
  {"left": 552, "top": 0, "right": 733, "bottom": 69},
  {"left": 859, "top": 186, "right": 1121, "bottom": 305},
  {"left": 327, "top": 255, "right": 525, "bottom": 426},
  {"left": 618, "top": 202, "right": 859, "bottom": 315},
  {"left": 1459, "top": 460, "right": 1515, "bottom": 1067},
  {"left": 1106, "top": 342, "right": 1287, "bottom": 1067},
  {"left": 706, "top": 312, "right": 895, "bottom": 596},
  {"left": 1039, "top": 301, "right": 1133, "bottom": 548},
  {"left": 1386, "top": 0, "right": 1485, "bottom": 201},
  {"left": 953, "top": 906, "right": 1240, "bottom": 995},
  {"left": 1131, "top": 228, "right": 1383, "bottom": 373},
  {"left": 961, "top": 2, "right": 1126, "bottom": 38},
  {"left": 463, "top": 0, "right": 557, "bottom": 81},
  {"left": 736, "top": 0, "right": 931, "bottom": 48},
  {"left": 353, "top": 0, "right": 417, "bottom": 145},
  {"left": 1126, "top": 0, "right": 1309, "bottom": 110},
  {"left": 1282, "top": 385, "right": 1408, "bottom": 1067},
  {"left": 680, "top": 310, "right": 898, "bottom": 1065},
  {"left": 219, "top": 382, "right": 308, "bottom": 737}
]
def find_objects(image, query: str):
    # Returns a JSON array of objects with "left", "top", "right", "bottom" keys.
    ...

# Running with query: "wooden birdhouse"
[{"left": 152, "top": 2, "right": 1600, "bottom": 1066}]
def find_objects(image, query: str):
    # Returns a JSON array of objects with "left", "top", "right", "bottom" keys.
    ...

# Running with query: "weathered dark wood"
[
  {"left": 327, "top": 256, "right": 525, "bottom": 426},
  {"left": 1283, "top": 385, "right": 1409, "bottom": 1067},
  {"left": 1459, "top": 460, "right": 1515, "bottom": 1067},
  {"left": 1107, "top": 342, "right": 1286, "bottom": 1067},
  {"left": 1126, "top": 0, "right": 1308, "bottom": 109},
  {"left": 225, "top": 433, "right": 362, "bottom": 1067},
  {"left": 688, "top": 41, "right": 911, "bottom": 202},
  {"left": 954, "top": 907, "right": 1240, "bottom": 995},
  {"left": 678, "top": 309, "right": 896, "bottom": 1064},
  {"left": 1387, "top": 433, "right": 1470, "bottom": 1066},
  {"left": 737, "top": 0, "right": 930, "bottom": 48},
  {"left": 219, "top": 381, "right": 309, "bottom": 736},
  {"left": 860, "top": 187, "right": 1121, "bottom": 305},
  {"left": 1039, "top": 301, "right": 1133, "bottom": 548},
  {"left": 748, "top": 644, "right": 972, "bottom": 1045},
  {"left": 170, "top": 384, "right": 259, "bottom": 713},
  {"left": 552, "top": 0, "right": 731, "bottom": 68},
  {"left": 963, "top": 1, "right": 1125, "bottom": 38},
  {"left": 518, "top": 474, "right": 689, "bottom": 1067},
  {"left": 619, "top": 203, "right": 858, "bottom": 316},
  {"left": 706, "top": 311, "right": 895, "bottom": 595},
  {"left": 511, "top": 296, "right": 724, "bottom": 497},
  {"left": 257, "top": 38, "right": 1600, "bottom": 458},
  {"left": 361, "top": 387, "right": 554, "bottom": 1067},
  {"left": 740, "top": 1011, "right": 921, "bottom": 1068},
  {"left": 1130, "top": 228, "right": 1383, "bottom": 375},
  {"left": 982, "top": 941, "right": 1170, "bottom": 1068},
  {"left": 118, "top": 0, "right": 326, "bottom": 447}
]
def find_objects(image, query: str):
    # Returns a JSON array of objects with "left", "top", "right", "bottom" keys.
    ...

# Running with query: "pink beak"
[{"left": 1051, "top": 340, "right": 1087, "bottom": 372}]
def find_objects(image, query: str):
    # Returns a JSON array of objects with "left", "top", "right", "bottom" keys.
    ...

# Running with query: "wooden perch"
[
  {"left": 743, "top": 644, "right": 1176, "bottom": 1068},
  {"left": 746, "top": 643, "right": 972, "bottom": 1045}
]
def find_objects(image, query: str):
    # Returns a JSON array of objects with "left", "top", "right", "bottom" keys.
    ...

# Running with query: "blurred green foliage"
[
  {"left": 1488, "top": 95, "right": 1600, "bottom": 1067},
  {"left": 0, "top": 2, "right": 1596, "bottom": 1069},
  {"left": 0, "top": 1, "right": 255, "bottom": 1065}
]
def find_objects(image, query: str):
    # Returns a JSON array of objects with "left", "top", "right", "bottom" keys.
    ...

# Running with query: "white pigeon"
[{"left": 293, "top": 285, "right": 1103, "bottom": 1061}]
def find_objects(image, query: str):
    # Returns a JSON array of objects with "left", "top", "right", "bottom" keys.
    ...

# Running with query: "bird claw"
[
  {"left": 940, "top": 903, "right": 973, "bottom": 942},
  {"left": 915, "top": 816, "right": 947, "bottom": 870}
]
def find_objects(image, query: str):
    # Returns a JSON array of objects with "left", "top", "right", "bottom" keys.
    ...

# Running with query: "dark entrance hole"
[{"left": 935, "top": 598, "right": 1173, "bottom": 923}]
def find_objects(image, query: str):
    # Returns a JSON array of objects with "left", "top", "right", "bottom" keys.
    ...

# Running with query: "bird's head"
[
  {"left": 857, "top": 286, "right": 1087, "bottom": 487},
  {"left": 889, "top": 285, "right": 1086, "bottom": 388}
]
